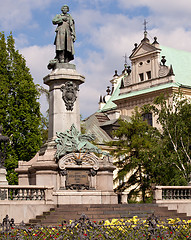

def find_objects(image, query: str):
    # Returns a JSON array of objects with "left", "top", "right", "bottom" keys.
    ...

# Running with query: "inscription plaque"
[{"left": 66, "top": 170, "right": 89, "bottom": 190}]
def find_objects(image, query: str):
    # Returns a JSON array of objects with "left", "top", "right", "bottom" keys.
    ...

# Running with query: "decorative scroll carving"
[
  {"left": 61, "top": 81, "right": 79, "bottom": 111},
  {"left": 58, "top": 152, "right": 99, "bottom": 171},
  {"left": 55, "top": 124, "right": 109, "bottom": 160}
]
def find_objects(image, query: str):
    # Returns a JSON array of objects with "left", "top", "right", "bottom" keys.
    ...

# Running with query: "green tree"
[
  {"left": 0, "top": 32, "right": 42, "bottom": 184},
  {"left": 150, "top": 92, "right": 191, "bottom": 184},
  {"left": 108, "top": 108, "right": 161, "bottom": 203}
]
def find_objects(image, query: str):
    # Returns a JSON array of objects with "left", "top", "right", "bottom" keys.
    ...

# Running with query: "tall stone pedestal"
[{"left": 43, "top": 64, "right": 85, "bottom": 140}]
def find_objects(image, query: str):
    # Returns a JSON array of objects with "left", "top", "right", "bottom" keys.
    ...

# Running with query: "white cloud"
[
  {"left": 0, "top": 0, "right": 52, "bottom": 30},
  {"left": 15, "top": 34, "right": 29, "bottom": 49},
  {"left": 118, "top": 0, "right": 191, "bottom": 13},
  {"left": 118, "top": 0, "right": 191, "bottom": 30},
  {"left": 20, "top": 45, "right": 54, "bottom": 84},
  {"left": 20, "top": 45, "right": 54, "bottom": 114},
  {"left": 4, "top": 0, "right": 191, "bottom": 118}
]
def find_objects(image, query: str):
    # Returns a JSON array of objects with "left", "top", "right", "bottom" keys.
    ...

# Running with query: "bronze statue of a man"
[{"left": 52, "top": 5, "right": 76, "bottom": 63}]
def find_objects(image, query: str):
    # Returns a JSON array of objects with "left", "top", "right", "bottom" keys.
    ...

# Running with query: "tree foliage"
[
  {"left": 108, "top": 108, "right": 161, "bottom": 202},
  {"left": 109, "top": 93, "right": 191, "bottom": 202},
  {"left": 150, "top": 92, "right": 191, "bottom": 183},
  {"left": 0, "top": 32, "right": 42, "bottom": 184}
]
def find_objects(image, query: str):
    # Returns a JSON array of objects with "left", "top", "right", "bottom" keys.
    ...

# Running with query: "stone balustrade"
[
  {"left": 0, "top": 185, "right": 54, "bottom": 203},
  {"left": 154, "top": 186, "right": 191, "bottom": 217},
  {"left": 154, "top": 186, "right": 191, "bottom": 201},
  {"left": 0, "top": 185, "right": 55, "bottom": 223}
]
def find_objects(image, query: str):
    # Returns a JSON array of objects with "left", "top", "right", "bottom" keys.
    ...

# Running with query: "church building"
[{"left": 83, "top": 29, "right": 191, "bottom": 143}]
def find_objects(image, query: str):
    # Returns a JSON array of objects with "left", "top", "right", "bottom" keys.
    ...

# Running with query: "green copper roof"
[
  {"left": 113, "top": 82, "right": 177, "bottom": 102},
  {"left": 100, "top": 45, "right": 191, "bottom": 112},
  {"left": 161, "top": 45, "right": 191, "bottom": 86}
]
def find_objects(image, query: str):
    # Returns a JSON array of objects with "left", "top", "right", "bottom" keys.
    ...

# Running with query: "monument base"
[
  {"left": 53, "top": 190, "right": 117, "bottom": 204},
  {"left": 16, "top": 145, "right": 118, "bottom": 205}
]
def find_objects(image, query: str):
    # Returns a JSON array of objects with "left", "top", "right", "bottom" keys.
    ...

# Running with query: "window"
[
  {"left": 139, "top": 73, "right": 144, "bottom": 81},
  {"left": 146, "top": 71, "right": 151, "bottom": 80},
  {"left": 142, "top": 113, "right": 153, "bottom": 126}
]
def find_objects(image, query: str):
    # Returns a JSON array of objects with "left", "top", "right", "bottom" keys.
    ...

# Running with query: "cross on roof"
[
  {"left": 143, "top": 19, "right": 148, "bottom": 32},
  {"left": 123, "top": 53, "right": 128, "bottom": 65}
]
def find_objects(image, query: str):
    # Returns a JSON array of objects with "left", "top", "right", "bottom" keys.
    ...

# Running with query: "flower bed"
[{"left": 1, "top": 214, "right": 191, "bottom": 239}]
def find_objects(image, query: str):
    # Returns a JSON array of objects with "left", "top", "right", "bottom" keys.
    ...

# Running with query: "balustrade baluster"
[
  {"left": 31, "top": 189, "right": 34, "bottom": 200},
  {"left": 181, "top": 189, "right": 184, "bottom": 199},
  {"left": 176, "top": 189, "right": 178, "bottom": 199},
  {"left": 175, "top": 189, "right": 179, "bottom": 199},
  {"left": 40, "top": 189, "right": 45, "bottom": 200},
  {"left": 162, "top": 189, "right": 165, "bottom": 199},
  {"left": 21, "top": 189, "right": 24, "bottom": 200},
  {"left": 188, "top": 189, "right": 191, "bottom": 199},
  {"left": 8, "top": 189, "right": 11, "bottom": 200},
  {"left": 28, "top": 189, "right": 32, "bottom": 200},
  {"left": 26, "top": 189, "right": 29, "bottom": 200},
  {"left": 184, "top": 189, "right": 187, "bottom": 199},
  {"left": 17, "top": 189, "right": 20, "bottom": 200},
  {"left": 182, "top": 189, "right": 185, "bottom": 199},
  {"left": 172, "top": 189, "right": 175, "bottom": 199},
  {"left": 13, "top": 189, "right": 17, "bottom": 200},
  {"left": 167, "top": 189, "right": 171, "bottom": 199},
  {"left": 36, "top": 189, "right": 39, "bottom": 200}
]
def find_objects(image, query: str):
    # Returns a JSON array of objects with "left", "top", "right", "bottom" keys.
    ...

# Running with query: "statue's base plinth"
[{"left": 47, "top": 60, "right": 76, "bottom": 70}]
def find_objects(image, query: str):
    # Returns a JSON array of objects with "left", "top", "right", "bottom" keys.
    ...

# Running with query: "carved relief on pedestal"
[
  {"left": 58, "top": 152, "right": 99, "bottom": 190},
  {"left": 58, "top": 152, "right": 99, "bottom": 170},
  {"left": 61, "top": 81, "right": 79, "bottom": 111}
]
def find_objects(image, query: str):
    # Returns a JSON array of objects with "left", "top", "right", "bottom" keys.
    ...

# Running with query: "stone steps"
[{"left": 29, "top": 204, "right": 190, "bottom": 225}]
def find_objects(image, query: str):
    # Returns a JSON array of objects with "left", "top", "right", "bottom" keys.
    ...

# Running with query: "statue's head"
[{"left": 61, "top": 5, "right": 69, "bottom": 13}]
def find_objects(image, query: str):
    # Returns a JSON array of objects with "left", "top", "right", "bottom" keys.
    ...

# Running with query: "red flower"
[{"left": 84, "top": 234, "right": 87, "bottom": 236}]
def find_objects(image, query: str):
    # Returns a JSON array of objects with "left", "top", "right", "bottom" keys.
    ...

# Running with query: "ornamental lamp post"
[{"left": 0, "top": 126, "right": 9, "bottom": 169}]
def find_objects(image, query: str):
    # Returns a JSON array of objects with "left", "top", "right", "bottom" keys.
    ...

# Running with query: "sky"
[{"left": 1, "top": 0, "right": 191, "bottom": 119}]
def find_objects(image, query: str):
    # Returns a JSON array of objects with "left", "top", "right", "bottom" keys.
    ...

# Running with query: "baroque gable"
[{"left": 130, "top": 42, "right": 160, "bottom": 59}]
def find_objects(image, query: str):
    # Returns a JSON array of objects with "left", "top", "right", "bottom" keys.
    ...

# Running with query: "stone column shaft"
[{"left": 43, "top": 65, "right": 85, "bottom": 140}]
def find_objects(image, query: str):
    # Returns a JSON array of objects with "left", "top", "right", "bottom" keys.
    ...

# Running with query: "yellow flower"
[{"left": 104, "top": 220, "right": 111, "bottom": 225}]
